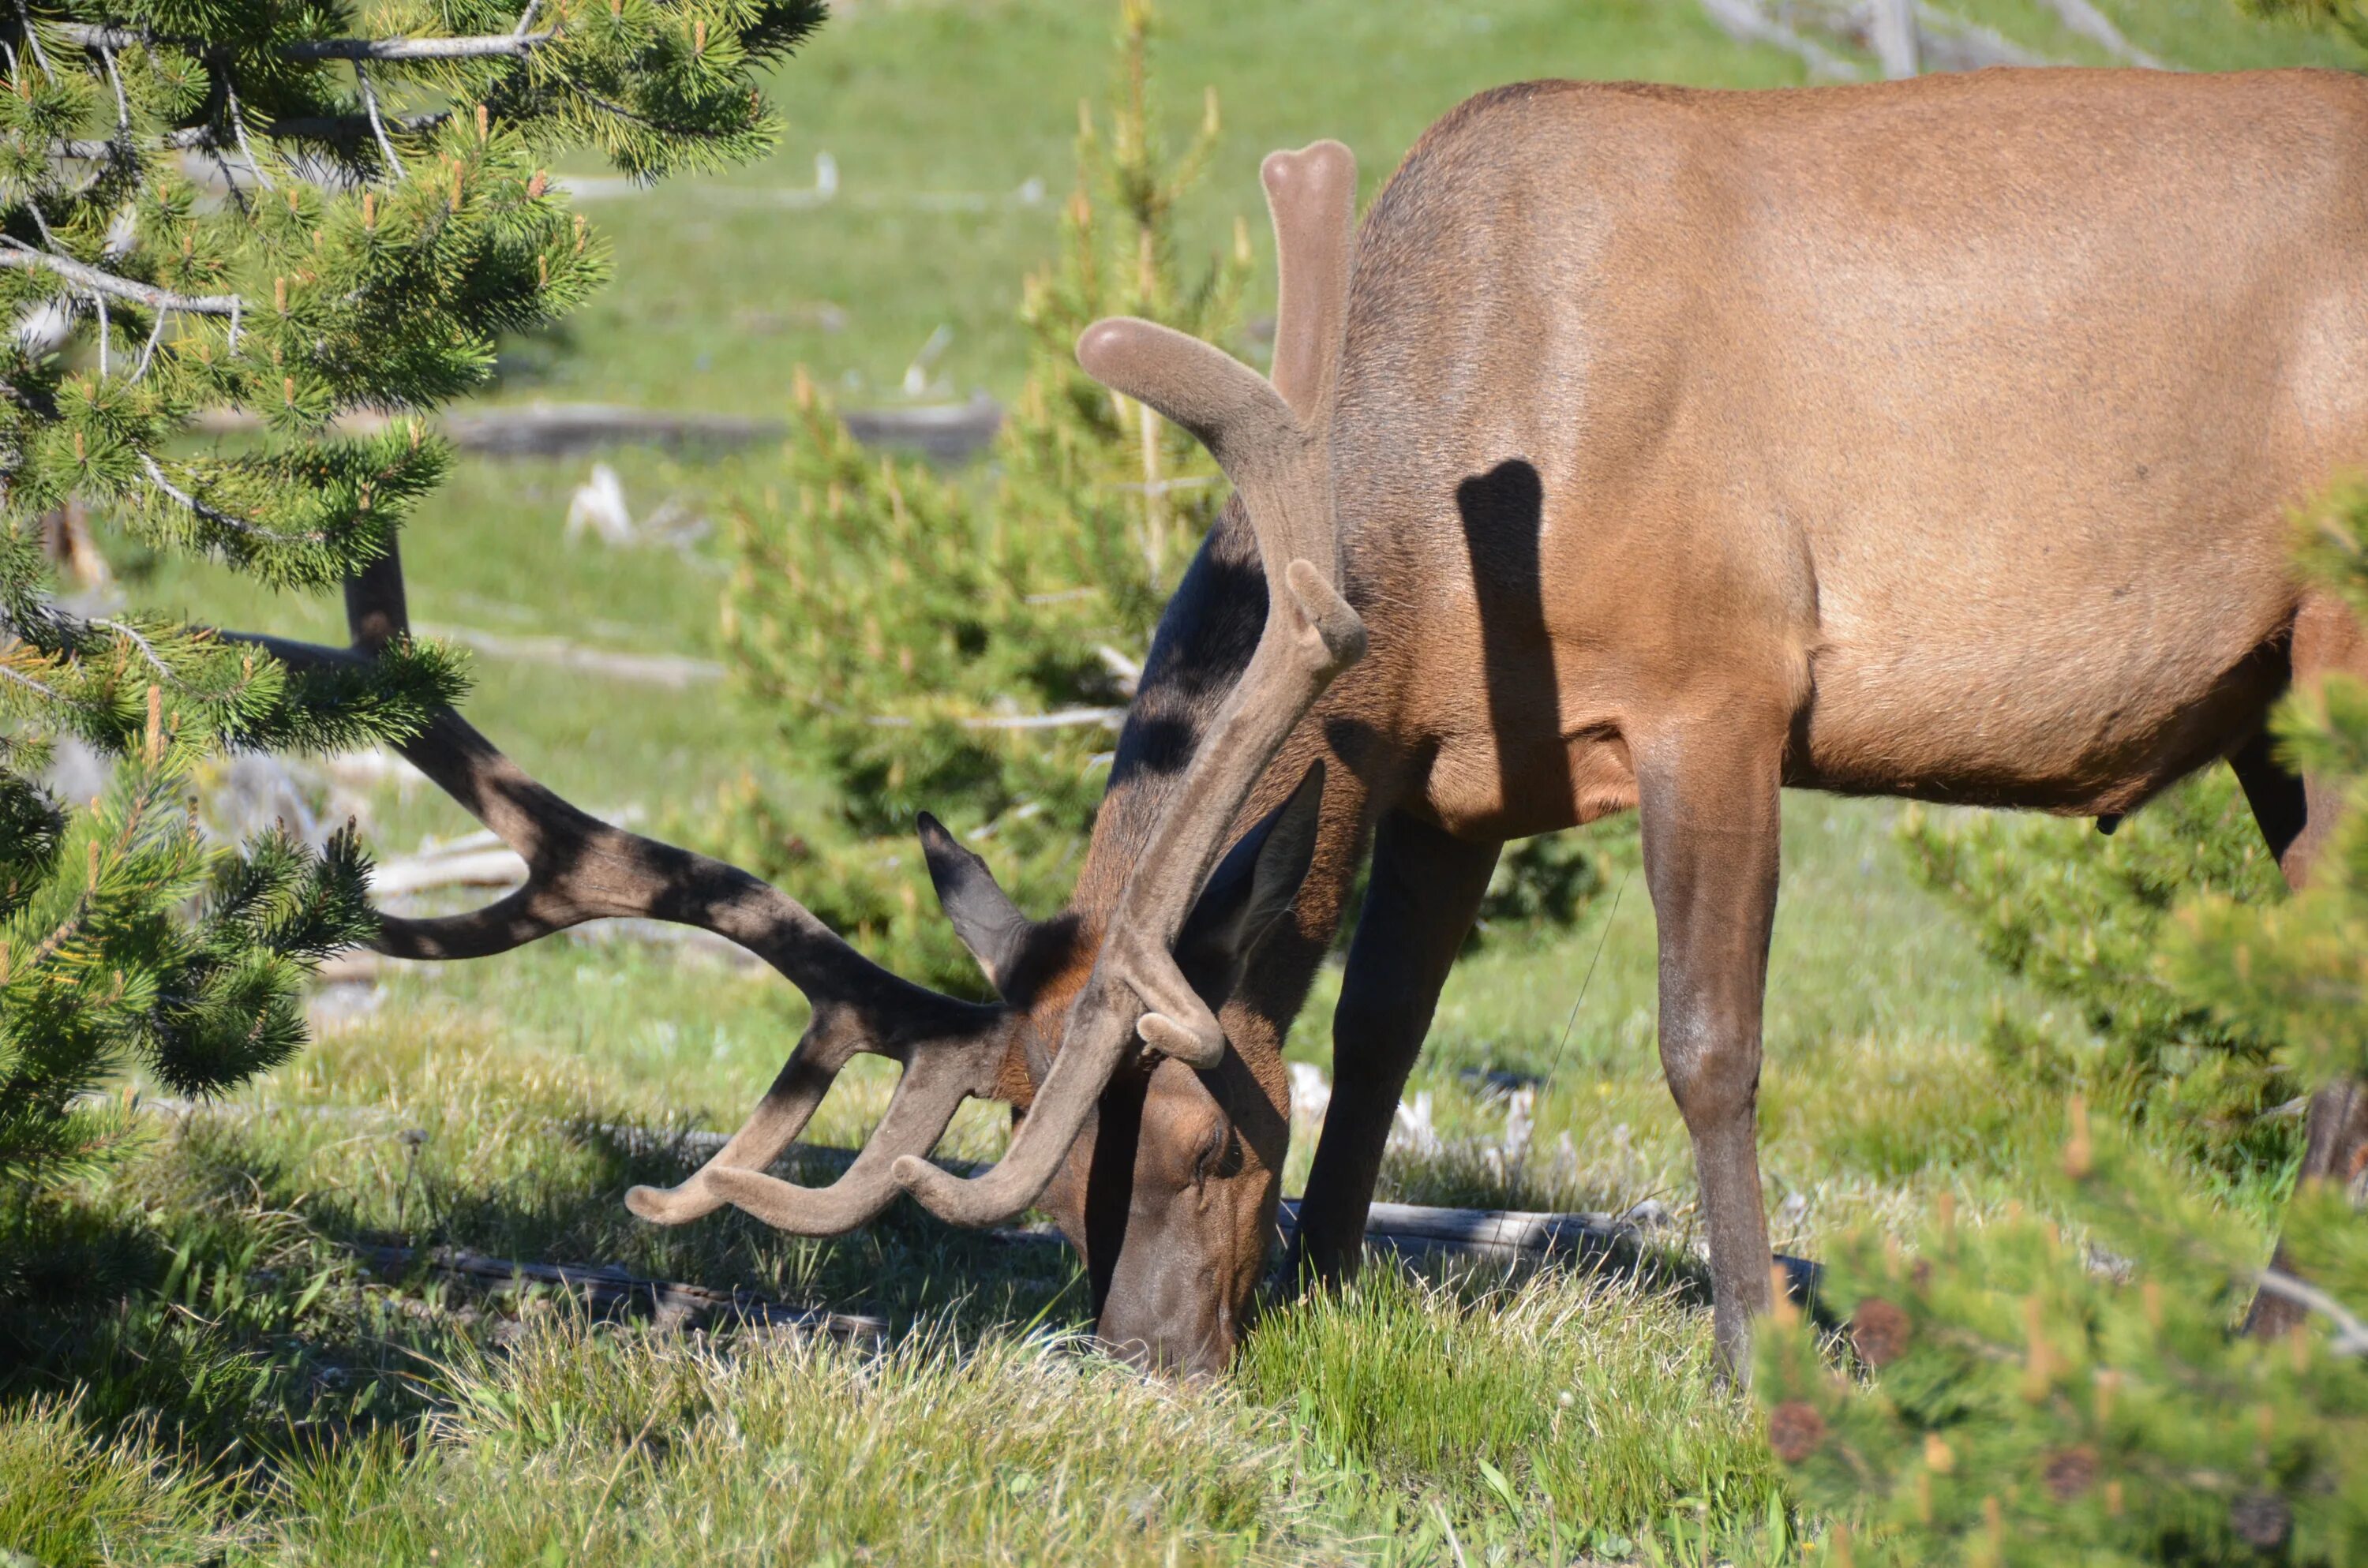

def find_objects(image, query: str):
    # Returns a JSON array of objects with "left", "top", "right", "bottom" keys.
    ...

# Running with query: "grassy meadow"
[{"left": 8, "top": 2, "right": 2354, "bottom": 1562}]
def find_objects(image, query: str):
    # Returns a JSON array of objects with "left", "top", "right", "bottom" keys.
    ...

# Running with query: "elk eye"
[{"left": 1190, "top": 1125, "right": 1228, "bottom": 1185}]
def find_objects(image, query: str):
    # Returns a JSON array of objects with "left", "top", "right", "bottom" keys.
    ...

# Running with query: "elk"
[{"left": 259, "top": 65, "right": 2368, "bottom": 1379}]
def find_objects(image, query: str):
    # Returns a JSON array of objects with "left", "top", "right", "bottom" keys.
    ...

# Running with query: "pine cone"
[
  {"left": 2230, "top": 1491, "right": 2291, "bottom": 1550},
  {"left": 1767, "top": 1401, "right": 1827, "bottom": 1464},
  {"left": 1850, "top": 1297, "right": 1913, "bottom": 1367},
  {"left": 2042, "top": 1446, "right": 2097, "bottom": 1502}
]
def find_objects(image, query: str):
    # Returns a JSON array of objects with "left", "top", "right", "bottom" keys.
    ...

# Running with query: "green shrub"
[
  {"left": 1761, "top": 466, "right": 2368, "bottom": 1568},
  {"left": 1900, "top": 770, "right": 2295, "bottom": 1174},
  {"left": 707, "top": 0, "right": 1246, "bottom": 994}
]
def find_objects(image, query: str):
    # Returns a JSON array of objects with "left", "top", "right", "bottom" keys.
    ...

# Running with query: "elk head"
[{"left": 244, "top": 137, "right": 1362, "bottom": 1375}]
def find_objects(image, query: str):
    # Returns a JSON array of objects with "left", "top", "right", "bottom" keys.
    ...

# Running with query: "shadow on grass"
[{"left": 1, "top": 1110, "right": 1091, "bottom": 1497}]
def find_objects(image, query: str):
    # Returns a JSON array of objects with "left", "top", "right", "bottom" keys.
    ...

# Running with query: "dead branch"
[
  {"left": 52, "top": 21, "right": 555, "bottom": 62},
  {"left": 1697, "top": 0, "right": 1862, "bottom": 80},
  {"left": 410, "top": 623, "right": 724, "bottom": 687},
  {"left": 0, "top": 243, "right": 241, "bottom": 313},
  {"left": 2041, "top": 0, "right": 2164, "bottom": 67},
  {"left": 2256, "top": 1269, "right": 2368, "bottom": 1357},
  {"left": 350, "top": 1243, "right": 886, "bottom": 1342}
]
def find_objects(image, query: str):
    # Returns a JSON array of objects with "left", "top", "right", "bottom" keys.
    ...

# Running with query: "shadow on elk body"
[{"left": 257, "top": 65, "right": 2368, "bottom": 1378}]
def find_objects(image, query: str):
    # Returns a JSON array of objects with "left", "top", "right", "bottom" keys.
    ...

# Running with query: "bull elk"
[{"left": 261, "top": 65, "right": 2368, "bottom": 1378}]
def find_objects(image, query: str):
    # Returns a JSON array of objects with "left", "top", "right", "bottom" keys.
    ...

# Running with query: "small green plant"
[
  {"left": 1899, "top": 771, "right": 2293, "bottom": 1173},
  {"left": 711, "top": 0, "right": 1248, "bottom": 994},
  {"left": 1759, "top": 1106, "right": 2365, "bottom": 1566}
]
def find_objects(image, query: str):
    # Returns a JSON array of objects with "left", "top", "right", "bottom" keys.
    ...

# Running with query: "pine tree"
[
  {"left": 0, "top": 1, "right": 820, "bottom": 1183},
  {"left": 714, "top": 0, "right": 1611, "bottom": 994},
  {"left": 712, "top": 0, "right": 1247, "bottom": 994}
]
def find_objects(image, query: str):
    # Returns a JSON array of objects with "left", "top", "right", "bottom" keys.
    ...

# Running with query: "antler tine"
[
  {"left": 891, "top": 141, "right": 1365, "bottom": 1229},
  {"left": 625, "top": 1009, "right": 991, "bottom": 1233},
  {"left": 234, "top": 544, "right": 1010, "bottom": 1235},
  {"left": 1261, "top": 140, "right": 1358, "bottom": 421}
]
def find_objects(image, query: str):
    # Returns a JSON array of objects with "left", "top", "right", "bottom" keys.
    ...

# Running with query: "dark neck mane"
[{"left": 1070, "top": 497, "right": 1268, "bottom": 923}]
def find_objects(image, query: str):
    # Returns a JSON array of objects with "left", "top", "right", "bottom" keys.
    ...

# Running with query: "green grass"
[{"left": 12, "top": 1, "right": 2348, "bottom": 1562}]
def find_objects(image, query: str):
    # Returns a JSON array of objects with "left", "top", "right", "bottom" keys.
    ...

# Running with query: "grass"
[{"left": 12, "top": 0, "right": 2351, "bottom": 1562}]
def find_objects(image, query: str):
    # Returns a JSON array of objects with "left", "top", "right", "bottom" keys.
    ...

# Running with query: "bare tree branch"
[
  {"left": 2257, "top": 1269, "right": 2368, "bottom": 1357},
  {"left": 52, "top": 20, "right": 556, "bottom": 62},
  {"left": 354, "top": 59, "right": 405, "bottom": 179},
  {"left": 0, "top": 244, "right": 241, "bottom": 314},
  {"left": 279, "top": 31, "right": 556, "bottom": 62},
  {"left": 259, "top": 109, "right": 449, "bottom": 144},
  {"left": 12, "top": 0, "right": 55, "bottom": 80},
  {"left": 140, "top": 455, "right": 328, "bottom": 546}
]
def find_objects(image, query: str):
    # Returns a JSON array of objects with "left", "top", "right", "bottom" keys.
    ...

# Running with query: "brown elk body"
[
  {"left": 1014, "top": 66, "right": 2368, "bottom": 1372},
  {"left": 270, "top": 66, "right": 2368, "bottom": 1378}
]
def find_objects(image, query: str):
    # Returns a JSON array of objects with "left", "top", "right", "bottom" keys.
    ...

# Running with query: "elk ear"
[
  {"left": 1177, "top": 761, "right": 1326, "bottom": 981},
  {"left": 918, "top": 813, "right": 1030, "bottom": 996}
]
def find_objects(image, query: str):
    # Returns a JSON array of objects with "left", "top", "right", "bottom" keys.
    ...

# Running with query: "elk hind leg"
[{"left": 2229, "top": 594, "right": 2368, "bottom": 1335}]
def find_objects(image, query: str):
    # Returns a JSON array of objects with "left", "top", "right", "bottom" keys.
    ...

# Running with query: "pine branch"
[
  {"left": 139, "top": 456, "right": 324, "bottom": 546},
  {"left": 260, "top": 110, "right": 450, "bottom": 144},
  {"left": 54, "top": 111, "right": 451, "bottom": 157},
  {"left": 1, "top": 0, "right": 814, "bottom": 1188}
]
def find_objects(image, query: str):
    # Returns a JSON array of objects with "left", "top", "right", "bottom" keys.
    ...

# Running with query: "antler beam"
[{"left": 891, "top": 140, "right": 1367, "bottom": 1227}]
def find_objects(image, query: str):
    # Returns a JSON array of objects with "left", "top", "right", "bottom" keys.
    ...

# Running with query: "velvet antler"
[{"left": 892, "top": 141, "right": 1366, "bottom": 1227}]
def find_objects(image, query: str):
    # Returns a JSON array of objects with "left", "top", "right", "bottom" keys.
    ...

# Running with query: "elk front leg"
[
  {"left": 1638, "top": 720, "right": 1785, "bottom": 1380},
  {"left": 1283, "top": 810, "right": 1501, "bottom": 1290}
]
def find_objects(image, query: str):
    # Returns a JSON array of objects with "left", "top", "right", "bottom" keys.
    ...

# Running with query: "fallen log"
[
  {"left": 443, "top": 404, "right": 778, "bottom": 457},
  {"left": 613, "top": 1127, "right": 1819, "bottom": 1300},
  {"left": 185, "top": 403, "right": 778, "bottom": 456},
  {"left": 841, "top": 392, "right": 1003, "bottom": 463},
  {"left": 186, "top": 393, "right": 1004, "bottom": 463},
  {"left": 351, "top": 1242, "right": 887, "bottom": 1343},
  {"left": 369, "top": 845, "right": 530, "bottom": 899}
]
